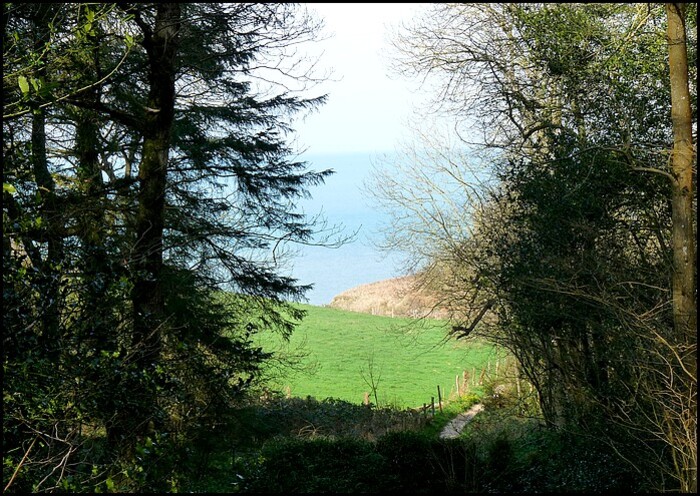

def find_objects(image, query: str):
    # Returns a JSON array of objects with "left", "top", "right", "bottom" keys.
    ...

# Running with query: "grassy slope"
[{"left": 254, "top": 304, "right": 504, "bottom": 409}]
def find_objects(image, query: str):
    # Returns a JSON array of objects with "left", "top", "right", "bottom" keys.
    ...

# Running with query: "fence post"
[{"left": 437, "top": 386, "right": 443, "bottom": 413}]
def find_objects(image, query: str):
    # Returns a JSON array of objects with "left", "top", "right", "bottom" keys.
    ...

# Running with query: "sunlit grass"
[{"left": 253, "top": 304, "right": 505, "bottom": 408}]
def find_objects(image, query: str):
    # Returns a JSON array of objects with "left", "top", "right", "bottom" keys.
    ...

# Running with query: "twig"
[{"left": 4, "top": 435, "right": 38, "bottom": 492}]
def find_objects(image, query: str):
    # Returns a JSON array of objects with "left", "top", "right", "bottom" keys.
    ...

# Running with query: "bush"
[
  {"left": 239, "top": 431, "right": 485, "bottom": 494},
  {"left": 232, "top": 396, "right": 427, "bottom": 442},
  {"left": 244, "top": 437, "right": 387, "bottom": 493},
  {"left": 514, "top": 429, "right": 650, "bottom": 493},
  {"left": 376, "top": 431, "right": 437, "bottom": 492},
  {"left": 185, "top": 395, "right": 657, "bottom": 493}
]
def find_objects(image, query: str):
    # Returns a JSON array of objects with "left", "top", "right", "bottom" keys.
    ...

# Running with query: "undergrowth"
[{"left": 182, "top": 384, "right": 654, "bottom": 493}]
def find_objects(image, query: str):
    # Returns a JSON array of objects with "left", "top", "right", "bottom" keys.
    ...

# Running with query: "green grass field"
[{"left": 253, "top": 304, "right": 504, "bottom": 409}]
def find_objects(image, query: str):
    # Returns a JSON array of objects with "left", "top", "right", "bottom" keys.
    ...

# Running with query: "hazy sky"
[
  {"left": 295, "top": 3, "right": 428, "bottom": 156},
  {"left": 284, "top": 4, "right": 433, "bottom": 304}
]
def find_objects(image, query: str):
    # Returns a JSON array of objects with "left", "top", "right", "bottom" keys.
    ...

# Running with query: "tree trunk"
[
  {"left": 113, "top": 3, "right": 181, "bottom": 448},
  {"left": 665, "top": 4, "right": 697, "bottom": 493}
]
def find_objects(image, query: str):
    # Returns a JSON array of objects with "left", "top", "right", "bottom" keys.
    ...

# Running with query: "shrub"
[
  {"left": 232, "top": 396, "right": 426, "bottom": 442},
  {"left": 376, "top": 431, "right": 437, "bottom": 492},
  {"left": 514, "top": 429, "right": 651, "bottom": 493},
  {"left": 241, "top": 431, "right": 486, "bottom": 494},
  {"left": 375, "top": 431, "right": 484, "bottom": 493},
  {"left": 244, "top": 437, "right": 387, "bottom": 493}
]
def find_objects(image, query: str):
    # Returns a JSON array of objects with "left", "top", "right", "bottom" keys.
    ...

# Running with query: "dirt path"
[{"left": 439, "top": 403, "right": 484, "bottom": 439}]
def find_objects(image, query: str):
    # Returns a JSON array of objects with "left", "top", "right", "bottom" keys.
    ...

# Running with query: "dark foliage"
[{"left": 3, "top": 3, "right": 332, "bottom": 491}]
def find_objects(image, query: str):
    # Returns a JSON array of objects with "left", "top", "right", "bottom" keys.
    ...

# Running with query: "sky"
[
  {"left": 281, "top": 3, "right": 434, "bottom": 305},
  {"left": 294, "top": 3, "right": 429, "bottom": 155}
]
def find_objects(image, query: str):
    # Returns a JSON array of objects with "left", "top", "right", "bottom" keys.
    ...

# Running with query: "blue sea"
[{"left": 286, "top": 151, "right": 406, "bottom": 306}]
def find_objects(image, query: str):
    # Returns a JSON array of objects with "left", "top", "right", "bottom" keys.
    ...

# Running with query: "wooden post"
[
  {"left": 437, "top": 386, "right": 443, "bottom": 413},
  {"left": 363, "top": 392, "right": 370, "bottom": 406},
  {"left": 431, "top": 397, "right": 435, "bottom": 416},
  {"left": 455, "top": 375, "right": 460, "bottom": 397}
]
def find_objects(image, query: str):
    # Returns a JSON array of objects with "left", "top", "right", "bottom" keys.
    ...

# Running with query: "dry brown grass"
[{"left": 328, "top": 275, "right": 449, "bottom": 319}]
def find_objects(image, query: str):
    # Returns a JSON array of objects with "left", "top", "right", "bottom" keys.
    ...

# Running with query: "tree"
[
  {"left": 111, "top": 2, "right": 182, "bottom": 447},
  {"left": 663, "top": 4, "right": 696, "bottom": 492},
  {"left": 3, "top": 4, "right": 133, "bottom": 490},
  {"left": 375, "top": 3, "right": 696, "bottom": 491},
  {"left": 3, "top": 3, "right": 335, "bottom": 490}
]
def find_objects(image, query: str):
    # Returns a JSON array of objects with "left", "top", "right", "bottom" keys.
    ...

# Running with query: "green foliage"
[
  {"left": 246, "top": 437, "right": 387, "bottom": 493},
  {"left": 231, "top": 396, "right": 430, "bottom": 443},
  {"left": 230, "top": 411, "right": 649, "bottom": 494},
  {"left": 376, "top": 431, "right": 481, "bottom": 493},
  {"left": 375, "top": 3, "right": 695, "bottom": 490},
  {"left": 507, "top": 428, "right": 651, "bottom": 493},
  {"left": 481, "top": 3, "right": 680, "bottom": 432},
  {"left": 3, "top": 3, "right": 122, "bottom": 119},
  {"left": 238, "top": 432, "right": 475, "bottom": 494},
  {"left": 3, "top": 3, "right": 333, "bottom": 492},
  {"left": 178, "top": 385, "right": 648, "bottom": 493},
  {"left": 4, "top": 3, "right": 693, "bottom": 492}
]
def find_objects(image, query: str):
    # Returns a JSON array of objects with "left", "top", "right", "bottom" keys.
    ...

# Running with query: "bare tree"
[{"left": 360, "top": 352, "right": 383, "bottom": 407}]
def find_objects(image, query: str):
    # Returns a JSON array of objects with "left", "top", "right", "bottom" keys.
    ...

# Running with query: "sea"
[{"left": 285, "top": 151, "right": 406, "bottom": 306}]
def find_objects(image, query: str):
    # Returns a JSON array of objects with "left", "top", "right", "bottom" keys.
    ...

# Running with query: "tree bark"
[
  {"left": 114, "top": 3, "right": 180, "bottom": 448},
  {"left": 665, "top": 4, "right": 697, "bottom": 493},
  {"left": 132, "top": 2, "right": 180, "bottom": 360}
]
